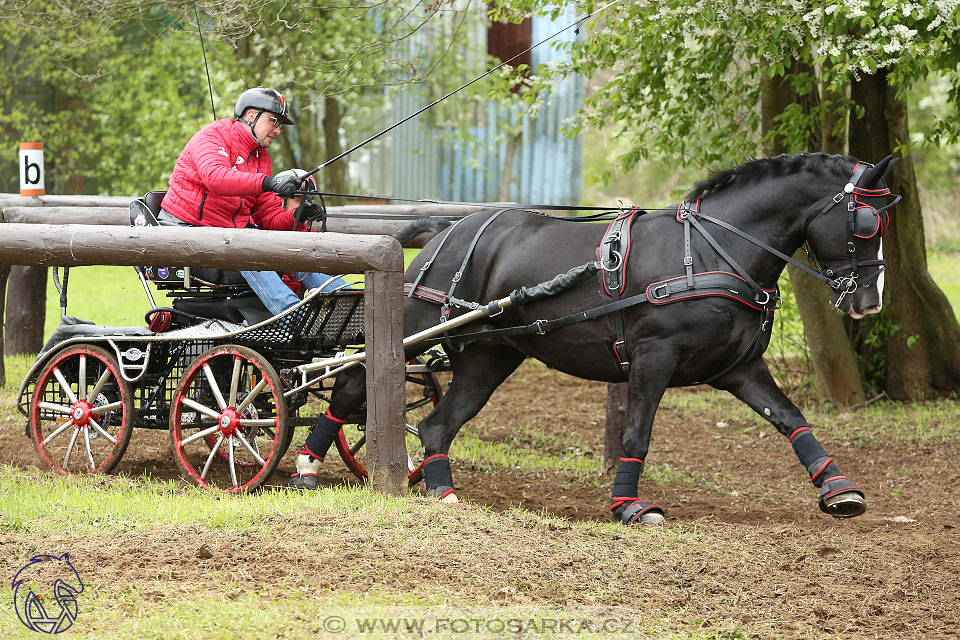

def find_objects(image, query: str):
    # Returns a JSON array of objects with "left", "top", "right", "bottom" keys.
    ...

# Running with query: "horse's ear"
[
  {"left": 861, "top": 155, "right": 896, "bottom": 187},
  {"left": 883, "top": 156, "right": 899, "bottom": 179}
]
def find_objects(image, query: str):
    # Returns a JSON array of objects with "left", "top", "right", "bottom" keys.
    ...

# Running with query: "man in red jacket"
[{"left": 159, "top": 86, "right": 347, "bottom": 315}]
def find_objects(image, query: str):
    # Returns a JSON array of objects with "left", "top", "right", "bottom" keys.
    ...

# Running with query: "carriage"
[{"left": 15, "top": 191, "right": 448, "bottom": 492}]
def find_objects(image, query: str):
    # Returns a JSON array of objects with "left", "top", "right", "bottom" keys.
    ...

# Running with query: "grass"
[{"left": 0, "top": 467, "right": 761, "bottom": 640}]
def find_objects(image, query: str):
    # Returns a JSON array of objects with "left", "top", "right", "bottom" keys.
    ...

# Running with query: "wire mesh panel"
[{"left": 233, "top": 291, "right": 366, "bottom": 352}]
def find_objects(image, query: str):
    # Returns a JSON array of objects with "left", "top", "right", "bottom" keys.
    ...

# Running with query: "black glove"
[
  {"left": 262, "top": 173, "right": 300, "bottom": 198},
  {"left": 300, "top": 198, "right": 324, "bottom": 222}
]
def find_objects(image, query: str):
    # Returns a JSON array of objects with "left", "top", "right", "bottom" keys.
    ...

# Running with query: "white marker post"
[{"left": 19, "top": 142, "right": 44, "bottom": 196}]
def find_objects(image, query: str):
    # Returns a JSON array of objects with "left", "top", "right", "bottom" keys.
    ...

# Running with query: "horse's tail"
[{"left": 392, "top": 217, "right": 452, "bottom": 248}]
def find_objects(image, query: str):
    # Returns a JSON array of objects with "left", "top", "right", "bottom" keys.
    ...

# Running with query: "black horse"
[{"left": 294, "top": 152, "right": 899, "bottom": 524}]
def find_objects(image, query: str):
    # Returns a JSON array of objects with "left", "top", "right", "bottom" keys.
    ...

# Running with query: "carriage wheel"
[
  {"left": 169, "top": 345, "right": 289, "bottom": 493},
  {"left": 30, "top": 344, "right": 134, "bottom": 474},
  {"left": 334, "top": 358, "right": 442, "bottom": 485}
]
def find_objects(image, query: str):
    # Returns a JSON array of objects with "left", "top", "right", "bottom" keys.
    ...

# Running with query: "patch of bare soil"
[{"left": 2, "top": 361, "right": 959, "bottom": 638}]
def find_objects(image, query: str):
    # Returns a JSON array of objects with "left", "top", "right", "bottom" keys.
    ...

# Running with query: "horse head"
[{"left": 803, "top": 155, "right": 900, "bottom": 318}]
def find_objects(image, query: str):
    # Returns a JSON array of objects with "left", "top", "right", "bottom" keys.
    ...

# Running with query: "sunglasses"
[{"left": 265, "top": 115, "right": 284, "bottom": 128}]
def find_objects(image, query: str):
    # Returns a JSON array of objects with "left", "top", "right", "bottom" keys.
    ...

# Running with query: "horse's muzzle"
[{"left": 848, "top": 305, "right": 881, "bottom": 320}]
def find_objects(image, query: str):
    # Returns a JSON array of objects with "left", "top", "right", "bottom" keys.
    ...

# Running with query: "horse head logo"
[{"left": 11, "top": 553, "right": 84, "bottom": 634}]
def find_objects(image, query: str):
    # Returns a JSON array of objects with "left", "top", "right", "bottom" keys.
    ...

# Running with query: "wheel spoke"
[
  {"left": 88, "top": 417, "right": 118, "bottom": 445},
  {"left": 78, "top": 355, "right": 87, "bottom": 402},
  {"left": 235, "top": 431, "right": 265, "bottom": 466},
  {"left": 52, "top": 368, "right": 79, "bottom": 404},
  {"left": 202, "top": 364, "right": 228, "bottom": 410},
  {"left": 229, "top": 357, "right": 242, "bottom": 408},
  {"left": 62, "top": 427, "right": 81, "bottom": 468},
  {"left": 228, "top": 436, "right": 239, "bottom": 488},
  {"left": 82, "top": 427, "right": 96, "bottom": 470},
  {"left": 236, "top": 418, "right": 277, "bottom": 427},
  {"left": 350, "top": 434, "right": 366, "bottom": 456},
  {"left": 200, "top": 435, "right": 224, "bottom": 480},
  {"left": 38, "top": 401, "right": 72, "bottom": 415},
  {"left": 235, "top": 379, "right": 267, "bottom": 414},
  {"left": 180, "top": 424, "right": 222, "bottom": 447},
  {"left": 182, "top": 397, "right": 221, "bottom": 421},
  {"left": 91, "top": 400, "right": 124, "bottom": 414},
  {"left": 86, "top": 369, "right": 113, "bottom": 404},
  {"left": 42, "top": 419, "right": 75, "bottom": 445}
]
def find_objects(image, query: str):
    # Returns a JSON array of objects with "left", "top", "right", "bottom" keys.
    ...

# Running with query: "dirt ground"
[{"left": 2, "top": 361, "right": 959, "bottom": 637}]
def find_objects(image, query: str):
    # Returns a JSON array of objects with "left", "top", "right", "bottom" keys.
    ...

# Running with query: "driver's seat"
[{"left": 130, "top": 191, "right": 272, "bottom": 325}]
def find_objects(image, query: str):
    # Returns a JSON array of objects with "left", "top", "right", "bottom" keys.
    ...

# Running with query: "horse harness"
[{"left": 403, "top": 163, "right": 897, "bottom": 381}]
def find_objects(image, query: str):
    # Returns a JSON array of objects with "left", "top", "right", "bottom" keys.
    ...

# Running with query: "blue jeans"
[
  {"left": 241, "top": 270, "right": 349, "bottom": 315},
  {"left": 157, "top": 211, "right": 349, "bottom": 315}
]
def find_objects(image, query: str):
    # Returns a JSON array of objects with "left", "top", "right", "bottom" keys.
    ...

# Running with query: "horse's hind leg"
[
  {"left": 290, "top": 365, "right": 367, "bottom": 489},
  {"left": 612, "top": 354, "right": 676, "bottom": 526},
  {"left": 415, "top": 345, "right": 525, "bottom": 503},
  {"left": 715, "top": 359, "right": 866, "bottom": 519}
]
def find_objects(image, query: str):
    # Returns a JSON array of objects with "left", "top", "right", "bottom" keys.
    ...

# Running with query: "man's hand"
[
  {"left": 292, "top": 198, "right": 324, "bottom": 229},
  {"left": 262, "top": 172, "right": 301, "bottom": 198}
]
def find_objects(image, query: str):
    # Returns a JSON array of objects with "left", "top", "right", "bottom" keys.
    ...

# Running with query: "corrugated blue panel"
[{"left": 356, "top": 9, "right": 584, "bottom": 206}]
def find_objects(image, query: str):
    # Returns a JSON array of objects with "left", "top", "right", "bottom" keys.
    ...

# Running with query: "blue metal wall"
[{"left": 353, "top": 8, "right": 584, "bottom": 205}]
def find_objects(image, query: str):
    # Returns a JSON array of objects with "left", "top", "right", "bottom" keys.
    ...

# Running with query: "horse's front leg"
[
  {"left": 415, "top": 345, "right": 525, "bottom": 503},
  {"left": 715, "top": 358, "right": 866, "bottom": 518},
  {"left": 611, "top": 352, "right": 675, "bottom": 526}
]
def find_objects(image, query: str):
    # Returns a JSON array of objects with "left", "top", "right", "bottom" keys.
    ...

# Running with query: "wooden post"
[
  {"left": 604, "top": 382, "right": 628, "bottom": 473},
  {"left": 364, "top": 266, "right": 408, "bottom": 494}
]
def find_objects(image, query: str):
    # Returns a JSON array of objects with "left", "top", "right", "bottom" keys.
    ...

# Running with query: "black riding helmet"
[{"left": 234, "top": 87, "right": 294, "bottom": 125}]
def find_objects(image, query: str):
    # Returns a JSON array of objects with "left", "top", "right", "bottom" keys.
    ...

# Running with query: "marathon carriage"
[{"left": 15, "top": 190, "right": 447, "bottom": 492}]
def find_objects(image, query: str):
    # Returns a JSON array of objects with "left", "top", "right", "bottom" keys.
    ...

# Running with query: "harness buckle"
[
  {"left": 832, "top": 192, "right": 845, "bottom": 204},
  {"left": 534, "top": 319, "right": 549, "bottom": 335},
  {"left": 847, "top": 241, "right": 856, "bottom": 253},
  {"left": 452, "top": 271, "right": 462, "bottom": 283},
  {"left": 613, "top": 340, "right": 630, "bottom": 366},
  {"left": 755, "top": 290, "right": 771, "bottom": 306},
  {"left": 651, "top": 284, "right": 670, "bottom": 300},
  {"left": 420, "top": 261, "right": 432, "bottom": 271},
  {"left": 848, "top": 200, "right": 855, "bottom": 211},
  {"left": 683, "top": 256, "right": 693, "bottom": 266}
]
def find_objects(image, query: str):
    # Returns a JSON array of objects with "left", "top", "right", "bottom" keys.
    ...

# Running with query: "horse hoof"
[
  {"left": 288, "top": 473, "right": 321, "bottom": 490},
  {"left": 616, "top": 501, "right": 664, "bottom": 526},
  {"left": 441, "top": 492, "right": 460, "bottom": 504},
  {"left": 822, "top": 490, "right": 866, "bottom": 519},
  {"left": 637, "top": 511, "right": 665, "bottom": 525}
]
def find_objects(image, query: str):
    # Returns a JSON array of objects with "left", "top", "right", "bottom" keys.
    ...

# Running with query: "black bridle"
[{"left": 680, "top": 162, "right": 900, "bottom": 309}]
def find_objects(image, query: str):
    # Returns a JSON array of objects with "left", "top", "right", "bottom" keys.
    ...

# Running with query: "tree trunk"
[
  {"left": 4, "top": 266, "right": 47, "bottom": 356},
  {"left": 761, "top": 68, "right": 866, "bottom": 406},
  {"left": 323, "top": 96, "right": 346, "bottom": 204},
  {"left": 497, "top": 130, "right": 522, "bottom": 202},
  {"left": 849, "top": 71, "right": 960, "bottom": 399}
]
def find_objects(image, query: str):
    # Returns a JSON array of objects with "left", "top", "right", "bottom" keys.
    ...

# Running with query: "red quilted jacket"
[{"left": 160, "top": 118, "right": 296, "bottom": 230}]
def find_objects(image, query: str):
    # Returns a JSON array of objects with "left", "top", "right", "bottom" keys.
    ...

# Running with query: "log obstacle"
[
  {"left": 0, "top": 193, "right": 486, "bottom": 248},
  {"left": 0, "top": 222, "right": 409, "bottom": 494}
]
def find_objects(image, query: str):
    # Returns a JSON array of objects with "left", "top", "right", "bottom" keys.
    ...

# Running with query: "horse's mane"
[{"left": 685, "top": 152, "right": 857, "bottom": 200}]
